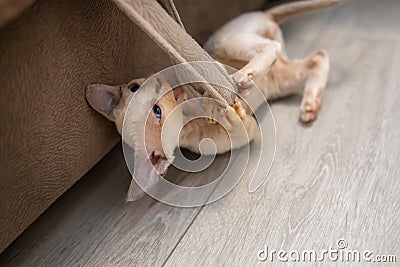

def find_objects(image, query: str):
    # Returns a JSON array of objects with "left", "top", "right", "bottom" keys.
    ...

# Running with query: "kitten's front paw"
[
  {"left": 233, "top": 101, "right": 246, "bottom": 120},
  {"left": 222, "top": 101, "right": 247, "bottom": 129},
  {"left": 231, "top": 71, "right": 255, "bottom": 90}
]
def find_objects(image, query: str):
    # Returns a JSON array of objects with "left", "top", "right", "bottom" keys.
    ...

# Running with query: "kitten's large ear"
[
  {"left": 126, "top": 180, "right": 147, "bottom": 202},
  {"left": 164, "top": 70, "right": 185, "bottom": 103},
  {"left": 86, "top": 84, "right": 122, "bottom": 121}
]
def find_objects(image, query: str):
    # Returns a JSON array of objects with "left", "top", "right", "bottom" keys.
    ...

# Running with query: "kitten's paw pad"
[{"left": 300, "top": 97, "right": 321, "bottom": 123}]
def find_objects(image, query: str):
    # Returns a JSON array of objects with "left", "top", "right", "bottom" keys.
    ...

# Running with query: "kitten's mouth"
[{"left": 130, "top": 148, "right": 171, "bottom": 201}]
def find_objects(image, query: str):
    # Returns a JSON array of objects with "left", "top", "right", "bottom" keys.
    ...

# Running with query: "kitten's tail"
[{"left": 265, "top": 0, "right": 351, "bottom": 24}]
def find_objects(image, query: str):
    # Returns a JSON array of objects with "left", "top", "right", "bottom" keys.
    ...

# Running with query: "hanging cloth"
[{"left": 111, "top": 0, "right": 237, "bottom": 106}]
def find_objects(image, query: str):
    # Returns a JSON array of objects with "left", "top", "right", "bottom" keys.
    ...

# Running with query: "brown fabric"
[
  {"left": 157, "top": 0, "right": 185, "bottom": 28},
  {"left": 0, "top": 0, "right": 35, "bottom": 27},
  {"left": 0, "top": 0, "right": 264, "bottom": 252}
]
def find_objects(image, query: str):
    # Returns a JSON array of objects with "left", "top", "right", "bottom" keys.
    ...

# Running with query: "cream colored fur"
[{"left": 204, "top": 0, "right": 350, "bottom": 122}]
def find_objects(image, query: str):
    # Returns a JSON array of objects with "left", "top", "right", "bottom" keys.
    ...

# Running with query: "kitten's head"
[{"left": 86, "top": 76, "right": 184, "bottom": 201}]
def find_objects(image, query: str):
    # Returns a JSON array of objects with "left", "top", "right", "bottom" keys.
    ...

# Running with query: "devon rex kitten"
[{"left": 86, "top": 76, "right": 257, "bottom": 200}]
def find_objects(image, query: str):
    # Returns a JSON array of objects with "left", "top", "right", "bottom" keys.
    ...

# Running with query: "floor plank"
[
  {"left": 165, "top": 0, "right": 400, "bottom": 266},
  {"left": 1, "top": 0, "right": 399, "bottom": 266}
]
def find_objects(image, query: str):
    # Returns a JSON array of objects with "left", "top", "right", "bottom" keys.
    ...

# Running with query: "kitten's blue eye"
[
  {"left": 129, "top": 84, "right": 140, "bottom": 92},
  {"left": 153, "top": 105, "right": 161, "bottom": 120}
]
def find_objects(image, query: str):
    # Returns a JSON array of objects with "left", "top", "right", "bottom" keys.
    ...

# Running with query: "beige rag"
[{"left": 111, "top": 0, "right": 237, "bottom": 106}]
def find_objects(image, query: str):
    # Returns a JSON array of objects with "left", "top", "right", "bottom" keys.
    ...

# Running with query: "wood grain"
[
  {"left": 165, "top": 1, "right": 400, "bottom": 265},
  {"left": 1, "top": 0, "right": 399, "bottom": 266}
]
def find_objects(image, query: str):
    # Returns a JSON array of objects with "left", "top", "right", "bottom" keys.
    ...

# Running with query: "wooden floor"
[{"left": 1, "top": 0, "right": 400, "bottom": 266}]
